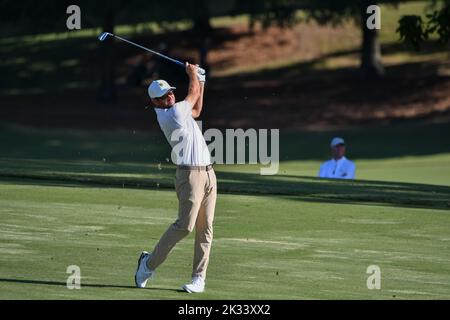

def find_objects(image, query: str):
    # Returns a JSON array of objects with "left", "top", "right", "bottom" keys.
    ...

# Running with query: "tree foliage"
[
  {"left": 235, "top": 0, "right": 402, "bottom": 29},
  {"left": 397, "top": 0, "right": 450, "bottom": 49}
]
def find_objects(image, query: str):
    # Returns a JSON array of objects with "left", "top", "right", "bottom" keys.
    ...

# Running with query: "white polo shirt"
[
  {"left": 154, "top": 100, "right": 211, "bottom": 166},
  {"left": 318, "top": 156, "right": 356, "bottom": 180}
]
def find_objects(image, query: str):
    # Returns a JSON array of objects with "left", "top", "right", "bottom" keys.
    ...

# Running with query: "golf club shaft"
[{"left": 112, "top": 34, "right": 206, "bottom": 75}]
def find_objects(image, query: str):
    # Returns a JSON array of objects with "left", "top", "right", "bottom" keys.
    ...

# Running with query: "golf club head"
[{"left": 98, "top": 32, "right": 113, "bottom": 42}]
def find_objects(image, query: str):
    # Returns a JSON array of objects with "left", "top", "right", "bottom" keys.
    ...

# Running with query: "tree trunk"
[
  {"left": 193, "top": 16, "right": 212, "bottom": 36},
  {"left": 192, "top": 0, "right": 212, "bottom": 70},
  {"left": 360, "top": 1, "right": 384, "bottom": 79},
  {"left": 192, "top": 0, "right": 212, "bottom": 37},
  {"left": 98, "top": 8, "right": 116, "bottom": 103}
]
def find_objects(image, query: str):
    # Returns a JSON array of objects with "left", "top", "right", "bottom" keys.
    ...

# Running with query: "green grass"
[
  {"left": 0, "top": 122, "right": 449, "bottom": 299},
  {"left": 280, "top": 154, "right": 450, "bottom": 187},
  {"left": 0, "top": 179, "right": 449, "bottom": 299}
]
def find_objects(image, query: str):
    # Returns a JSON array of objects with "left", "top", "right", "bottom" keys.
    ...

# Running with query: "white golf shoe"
[
  {"left": 182, "top": 276, "right": 205, "bottom": 293},
  {"left": 134, "top": 251, "right": 155, "bottom": 288}
]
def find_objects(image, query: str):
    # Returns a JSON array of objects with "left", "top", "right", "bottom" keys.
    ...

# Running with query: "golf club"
[{"left": 98, "top": 32, "right": 206, "bottom": 75}]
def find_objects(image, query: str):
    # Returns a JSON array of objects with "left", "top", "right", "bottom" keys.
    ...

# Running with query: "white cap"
[
  {"left": 148, "top": 80, "right": 176, "bottom": 99},
  {"left": 330, "top": 137, "right": 345, "bottom": 147}
]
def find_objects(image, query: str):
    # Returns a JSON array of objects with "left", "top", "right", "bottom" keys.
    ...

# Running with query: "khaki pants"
[{"left": 147, "top": 167, "right": 217, "bottom": 280}]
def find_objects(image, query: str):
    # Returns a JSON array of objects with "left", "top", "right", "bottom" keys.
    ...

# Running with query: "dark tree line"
[{"left": 1, "top": 0, "right": 447, "bottom": 102}]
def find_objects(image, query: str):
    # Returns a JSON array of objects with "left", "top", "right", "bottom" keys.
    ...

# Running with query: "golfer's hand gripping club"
[
  {"left": 177, "top": 61, "right": 206, "bottom": 78},
  {"left": 185, "top": 62, "right": 206, "bottom": 83}
]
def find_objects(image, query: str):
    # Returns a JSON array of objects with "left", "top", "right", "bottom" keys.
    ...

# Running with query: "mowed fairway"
[
  {"left": 1, "top": 179, "right": 450, "bottom": 299},
  {"left": 0, "top": 123, "right": 449, "bottom": 299}
]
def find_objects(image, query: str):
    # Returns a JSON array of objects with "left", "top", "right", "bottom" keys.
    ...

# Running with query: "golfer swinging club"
[{"left": 135, "top": 62, "right": 216, "bottom": 293}]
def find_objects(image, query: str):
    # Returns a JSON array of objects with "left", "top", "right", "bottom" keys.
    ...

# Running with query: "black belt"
[{"left": 177, "top": 164, "right": 213, "bottom": 171}]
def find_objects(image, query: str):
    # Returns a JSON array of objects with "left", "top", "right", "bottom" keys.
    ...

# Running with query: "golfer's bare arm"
[
  {"left": 184, "top": 63, "right": 202, "bottom": 118},
  {"left": 192, "top": 83, "right": 205, "bottom": 119}
]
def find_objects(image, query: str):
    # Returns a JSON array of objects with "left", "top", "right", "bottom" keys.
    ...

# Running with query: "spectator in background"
[{"left": 318, "top": 137, "right": 356, "bottom": 179}]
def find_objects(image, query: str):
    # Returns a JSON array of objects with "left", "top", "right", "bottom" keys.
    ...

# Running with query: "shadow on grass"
[
  {"left": 216, "top": 171, "right": 450, "bottom": 211},
  {"left": 1, "top": 168, "right": 449, "bottom": 211},
  {"left": 0, "top": 120, "right": 449, "bottom": 162},
  {"left": 0, "top": 278, "right": 184, "bottom": 293},
  {"left": 216, "top": 40, "right": 449, "bottom": 81}
]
